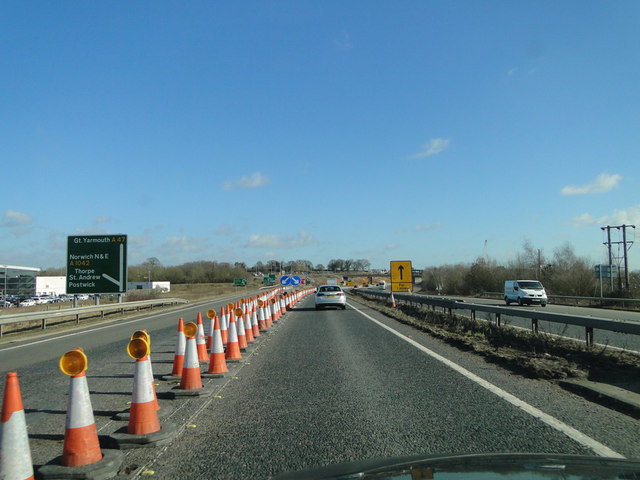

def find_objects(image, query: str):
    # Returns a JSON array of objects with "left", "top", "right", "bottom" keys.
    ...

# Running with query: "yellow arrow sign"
[{"left": 390, "top": 260, "right": 413, "bottom": 292}]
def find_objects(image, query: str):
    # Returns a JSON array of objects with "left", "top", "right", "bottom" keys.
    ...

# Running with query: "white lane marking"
[
  {"left": 349, "top": 303, "right": 624, "bottom": 459},
  {"left": 0, "top": 295, "right": 238, "bottom": 353}
]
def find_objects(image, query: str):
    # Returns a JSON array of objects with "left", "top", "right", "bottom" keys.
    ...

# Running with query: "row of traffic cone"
[
  {"left": 0, "top": 288, "right": 316, "bottom": 479},
  {"left": 168, "top": 288, "right": 317, "bottom": 387}
]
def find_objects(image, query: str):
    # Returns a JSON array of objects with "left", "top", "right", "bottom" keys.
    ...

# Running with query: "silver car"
[{"left": 315, "top": 285, "right": 346, "bottom": 310}]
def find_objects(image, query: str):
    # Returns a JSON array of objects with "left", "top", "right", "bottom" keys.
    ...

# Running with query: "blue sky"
[{"left": 2, "top": 1, "right": 639, "bottom": 271}]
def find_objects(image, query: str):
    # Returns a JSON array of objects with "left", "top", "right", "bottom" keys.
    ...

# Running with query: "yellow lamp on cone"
[
  {"left": 60, "top": 349, "right": 88, "bottom": 376},
  {"left": 184, "top": 321, "right": 198, "bottom": 338}
]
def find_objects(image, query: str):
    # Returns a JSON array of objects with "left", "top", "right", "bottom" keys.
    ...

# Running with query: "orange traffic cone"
[
  {"left": 206, "top": 310, "right": 216, "bottom": 350},
  {"left": 58, "top": 350, "right": 103, "bottom": 467},
  {"left": 196, "top": 312, "right": 209, "bottom": 362},
  {"left": 243, "top": 305, "right": 254, "bottom": 343},
  {"left": 130, "top": 330, "right": 159, "bottom": 411},
  {"left": 251, "top": 303, "right": 260, "bottom": 337},
  {"left": 0, "top": 372, "right": 34, "bottom": 480},
  {"left": 206, "top": 316, "right": 228, "bottom": 375},
  {"left": 257, "top": 300, "right": 267, "bottom": 331},
  {"left": 220, "top": 306, "right": 228, "bottom": 345},
  {"left": 225, "top": 312, "right": 242, "bottom": 361},
  {"left": 170, "top": 318, "right": 185, "bottom": 377},
  {"left": 180, "top": 322, "right": 203, "bottom": 390},
  {"left": 390, "top": 292, "right": 396, "bottom": 308},
  {"left": 235, "top": 308, "right": 248, "bottom": 349},
  {"left": 126, "top": 338, "right": 161, "bottom": 435}
]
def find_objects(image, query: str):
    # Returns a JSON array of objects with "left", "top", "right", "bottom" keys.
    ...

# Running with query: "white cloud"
[
  {"left": 247, "top": 231, "right": 315, "bottom": 249},
  {"left": 130, "top": 234, "right": 152, "bottom": 248},
  {"left": 3, "top": 210, "right": 33, "bottom": 227},
  {"left": 570, "top": 204, "right": 640, "bottom": 228},
  {"left": 386, "top": 244, "right": 400, "bottom": 250},
  {"left": 160, "top": 235, "right": 209, "bottom": 254},
  {"left": 414, "top": 222, "right": 442, "bottom": 232},
  {"left": 569, "top": 213, "right": 600, "bottom": 227},
  {"left": 561, "top": 173, "right": 622, "bottom": 196},
  {"left": 507, "top": 67, "right": 518, "bottom": 76},
  {"left": 412, "top": 138, "right": 451, "bottom": 159},
  {"left": 74, "top": 227, "right": 110, "bottom": 235},
  {"left": 224, "top": 172, "right": 270, "bottom": 191},
  {"left": 334, "top": 31, "right": 352, "bottom": 51}
]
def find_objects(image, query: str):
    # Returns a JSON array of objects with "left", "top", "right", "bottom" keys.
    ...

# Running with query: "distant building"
[
  {"left": 36, "top": 276, "right": 67, "bottom": 296},
  {"left": 126, "top": 281, "right": 171, "bottom": 293},
  {"left": 1, "top": 265, "right": 41, "bottom": 297}
]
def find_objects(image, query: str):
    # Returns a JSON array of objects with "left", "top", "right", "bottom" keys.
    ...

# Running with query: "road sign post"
[
  {"left": 66, "top": 235, "right": 128, "bottom": 294},
  {"left": 390, "top": 260, "right": 413, "bottom": 292}
]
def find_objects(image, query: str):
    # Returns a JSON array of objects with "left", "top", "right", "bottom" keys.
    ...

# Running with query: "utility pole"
[{"left": 601, "top": 224, "right": 635, "bottom": 291}]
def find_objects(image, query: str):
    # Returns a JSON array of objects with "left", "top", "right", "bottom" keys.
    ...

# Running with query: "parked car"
[
  {"left": 315, "top": 285, "right": 347, "bottom": 310},
  {"left": 19, "top": 298, "right": 36, "bottom": 307}
]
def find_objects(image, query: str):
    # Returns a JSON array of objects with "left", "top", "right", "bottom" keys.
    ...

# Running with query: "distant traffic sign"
[
  {"left": 234, "top": 278, "right": 247, "bottom": 287},
  {"left": 595, "top": 265, "right": 618, "bottom": 279},
  {"left": 280, "top": 275, "right": 301, "bottom": 286},
  {"left": 66, "top": 235, "right": 127, "bottom": 294},
  {"left": 390, "top": 260, "right": 413, "bottom": 292}
]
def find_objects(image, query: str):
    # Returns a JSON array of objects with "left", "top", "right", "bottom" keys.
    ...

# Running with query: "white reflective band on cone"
[
  {"left": 212, "top": 328, "right": 224, "bottom": 353},
  {"left": 66, "top": 375, "right": 96, "bottom": 429},
  {"left": 227, "top": 320, "right": 238, "bottom": 343},
  {"left": 174, "top": 330, "right": 186, "bottom": 355},
  {"left": 184, "top": 338, "right": 199, "bottom": 369},
  {"left": 132, "top": 359, "right": 155, "bottom": 404},
  {"left": 0, "top": 410, "right": 34, "bottom": 480}
]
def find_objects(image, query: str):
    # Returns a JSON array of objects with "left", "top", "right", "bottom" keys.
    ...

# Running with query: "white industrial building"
[
  {"left": 35, "top": 276, "right": 67, "bottom": 296},
  {"left": 127, "top": 281, "right": 171, "bottom": 293}
]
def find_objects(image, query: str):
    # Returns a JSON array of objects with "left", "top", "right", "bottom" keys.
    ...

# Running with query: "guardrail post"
[
  {"left": 42, "top": 318, "right": 46, "bottom": 330},
  {"left": 76, "top": 314, "right": 80, "bottom": 324},
  {"left": 0, "top": 324, "right": 3, "bottom": 337},
  {"left": 586, "top": 327, "right": 594, "bottom": 347},
  {"left": 471, "top": 310, "right": 476, "bottom": 321},
  {"left": 496, "top": 313, "right": 501, "bottom": 327},
  {"left": 531, "top": 318, "right": 538, "bottom": 334}
]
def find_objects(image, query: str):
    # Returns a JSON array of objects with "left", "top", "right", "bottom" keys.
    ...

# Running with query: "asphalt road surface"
[{"left": 1, "top": 292, "right": 639, "bottom": 479}]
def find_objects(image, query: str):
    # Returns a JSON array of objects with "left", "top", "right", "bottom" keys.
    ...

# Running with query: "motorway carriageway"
[{"left": 1, "top": 292, "right": 639, "bottom": 479}]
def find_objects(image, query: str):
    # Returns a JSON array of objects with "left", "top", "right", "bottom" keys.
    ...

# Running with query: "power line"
[{"left": 601, "top": 224, "right": 635, "bottom": 291}]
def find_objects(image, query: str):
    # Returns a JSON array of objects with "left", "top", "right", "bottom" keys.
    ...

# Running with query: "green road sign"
[
  {"left": 234, "top": 278, "right": 247, "bottom": 286},
  {"left": 66, "top": 235, "right": 128, "bottom": 294}
]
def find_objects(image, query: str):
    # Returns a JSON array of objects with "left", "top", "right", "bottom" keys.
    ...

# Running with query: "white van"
[
  {"left": 504, "top": 280, "right": 547, "bottom": 306},
  {"left": 378, "top": 281, "right": 386, "bottom": 290}
]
